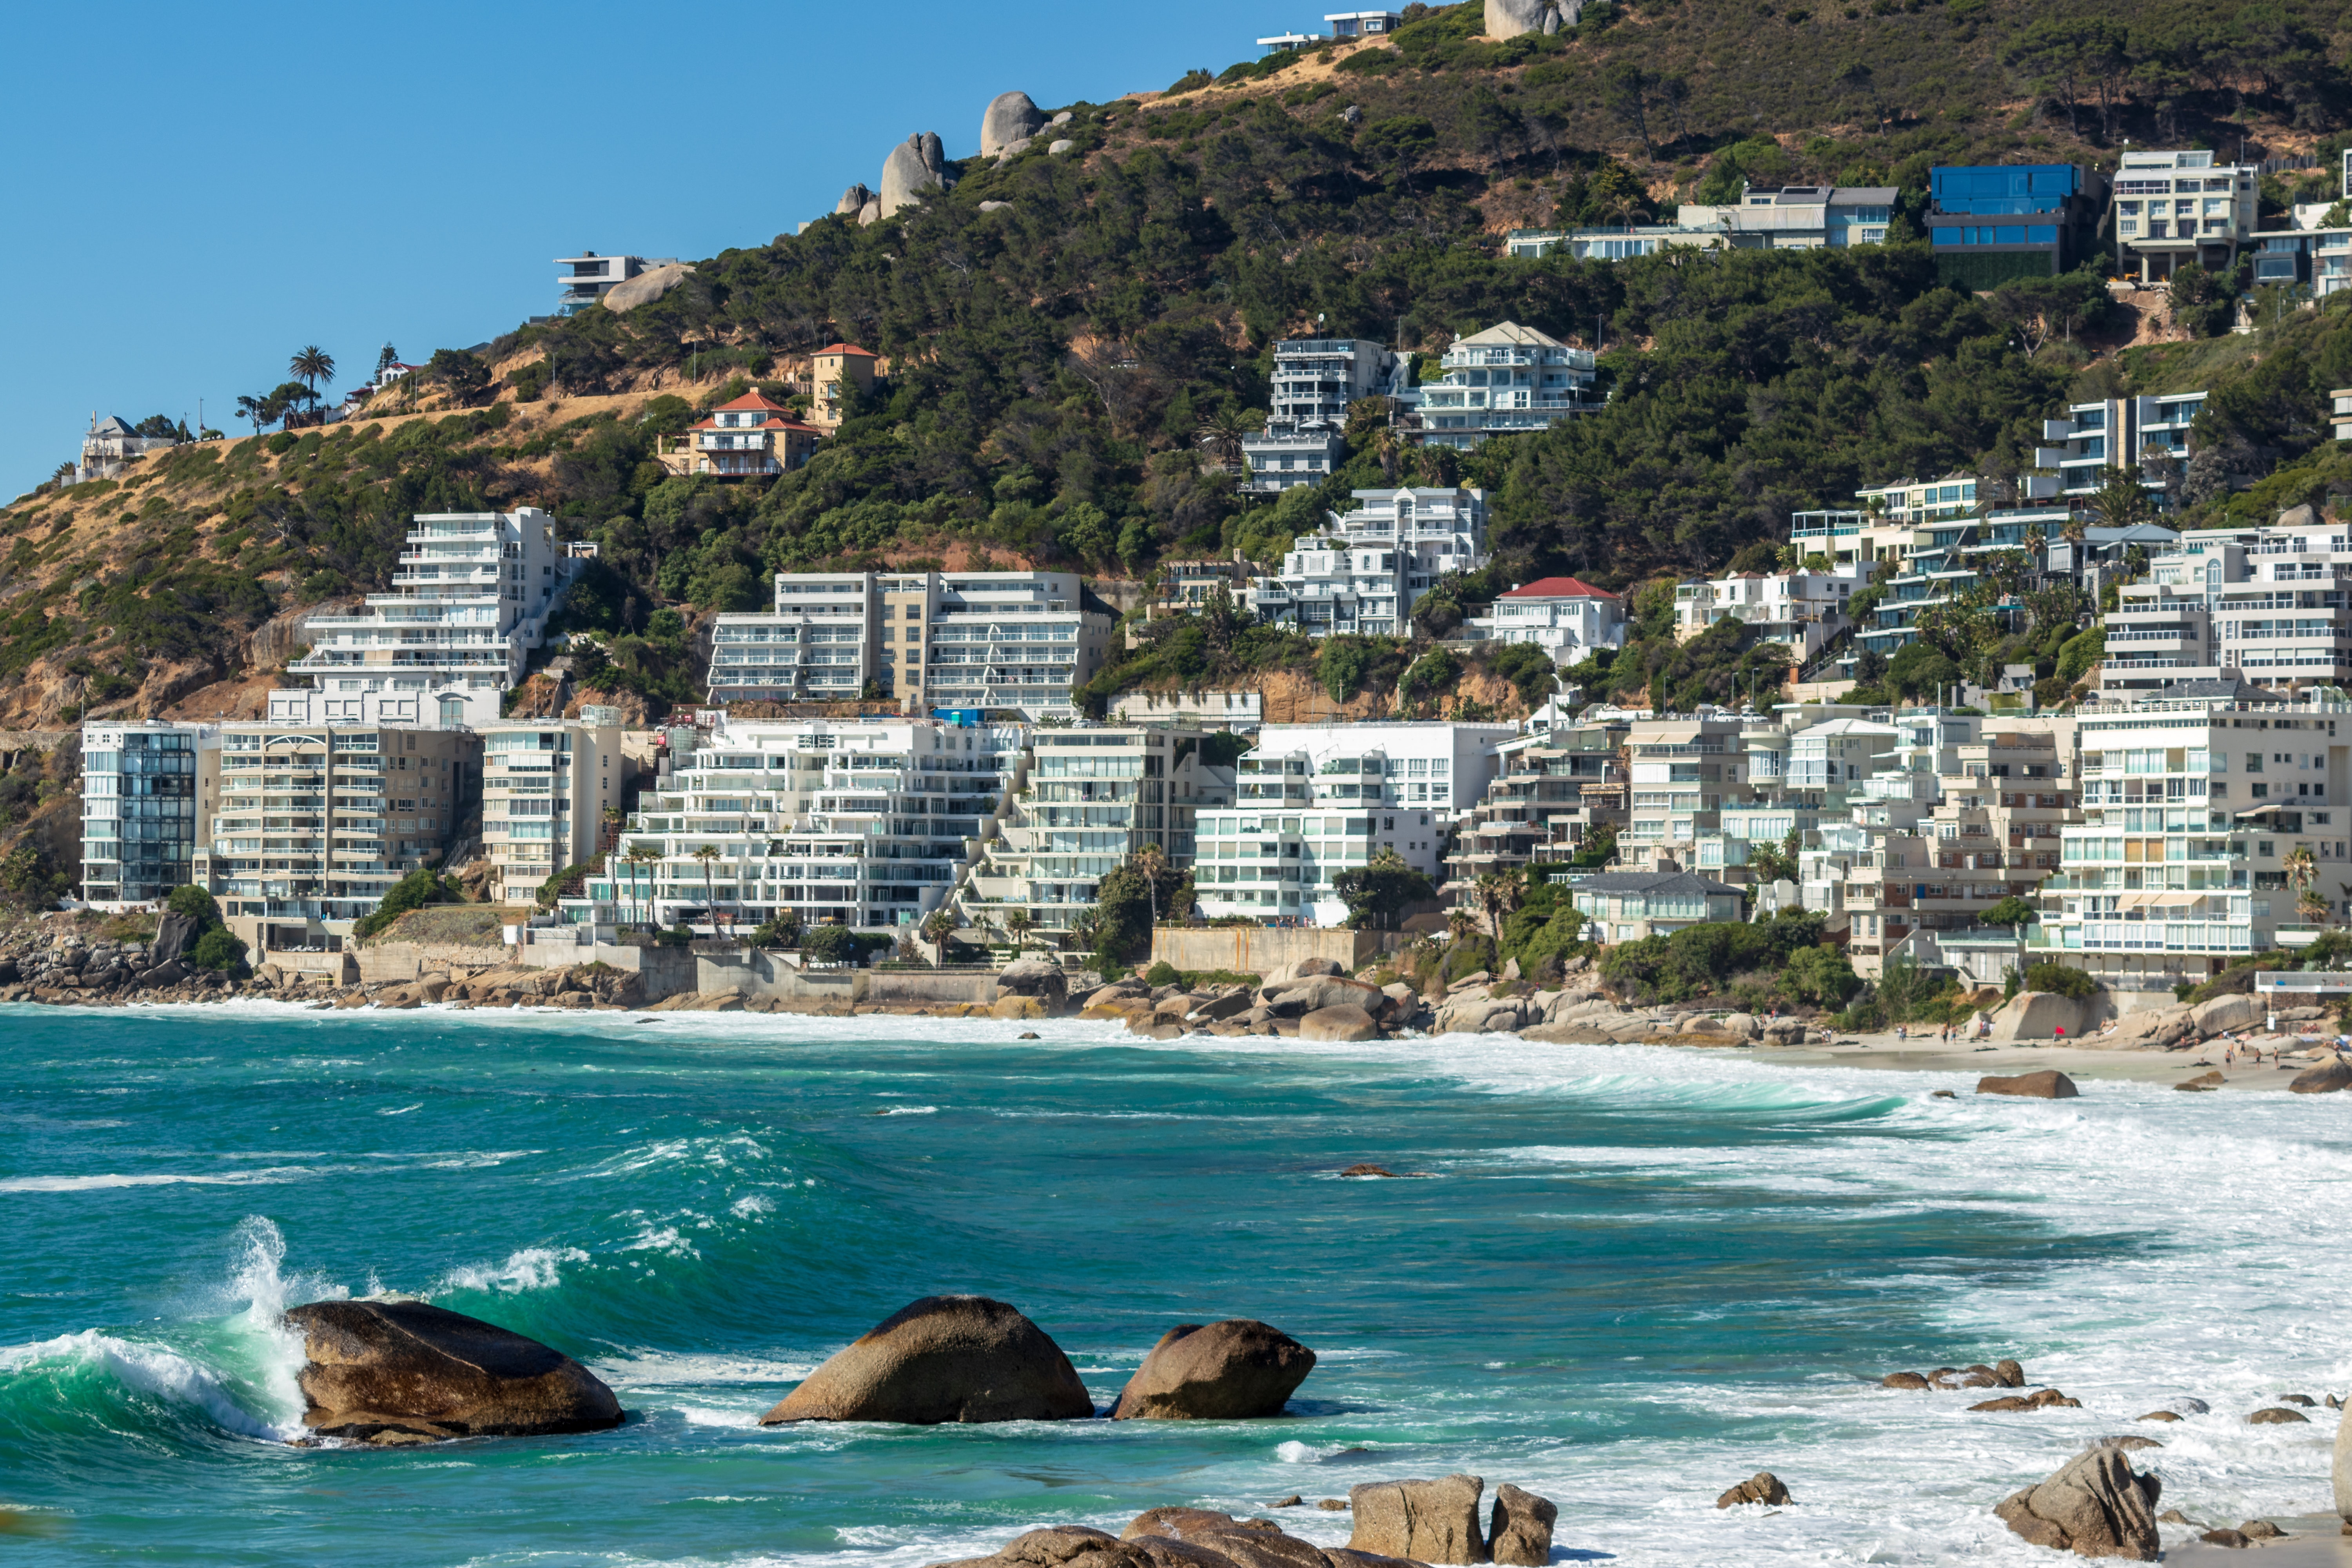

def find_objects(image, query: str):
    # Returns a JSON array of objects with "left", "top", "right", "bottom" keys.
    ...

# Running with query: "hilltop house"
[
  {"left": 657, "top": 391, "right": 824, "bottom": 479},
  {"left": 74, "top": 414, "right": 178, "bottom": 483},
  {"left": 1463, "top": 576, "right": 1626, "bottom": 661},
  {"left": 809, "top": 343, "right": 879, "bottom": 431}
]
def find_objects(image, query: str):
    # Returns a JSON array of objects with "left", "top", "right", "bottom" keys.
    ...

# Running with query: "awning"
[
  {"left": 2153, "top": 892, "right": 2201, "bottom": 907},
  {"left": 2118, "top": 892, "right": 2165, "bottom": 910},
  {"left": 2236, "top": 802, "right": 2293, "bottom": 817}
]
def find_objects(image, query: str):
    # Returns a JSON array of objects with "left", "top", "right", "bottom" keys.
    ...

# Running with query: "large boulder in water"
[
  {"left": 283, "top": 1299, "right": 622, "bottom": 1444},
  {"left": 1111, "top": 1319, "right": 1316, "bottom": 1419},
  {"left": 880, "top": 132, "right": 956, "bottom": 219},
  {"left": 1977, "top": 1069, "right": 2080, "bottom": 1099},
  {"left": 759, "top": 1295, "right": 1092, "bottom": 1425},
  {"left": 1993, "top": 1446, "right": 2160, "bottom": 1560},
  {"left": 1348, "top": 1475, "right": 1488, "bottom": 1564},
  {"left": 2292, "top": 1056, "right": 2352, "bottom": 1094},
  {"left": 1486, "top": 1484, "right": 1556, "bottom": 1566},
  {"left": 996, "top": 958, "right": 1067, "bottom": 1001},
  {"left": 982, "top": 91, "right": 1047, "bottom": 158},
  {"left": 1122, "top": 1509, "right": 1332, "bottom": 1568}
]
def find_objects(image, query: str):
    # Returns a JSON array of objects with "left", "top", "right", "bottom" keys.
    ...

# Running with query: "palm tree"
[
  {"left": 2287, "top": 845, "right": 2326, "bottom": 926},
  {"left": 922, "top": 909, "right": 957, "bottom": 968},
  {"left": 1474, "top": 872, "right": 1510, "bottom": 937},
  {"left": 1196, "top": 407, "right": 1260, "bottom": 472},
  {"left": 1445, "top": 906, "right": 1481, "bottom": 946},
  {"left": 1371, "top": 425, "right": 1403, "bottom": 486},
  {"left": 690, "top": 844, "right": 720, "bottom": 926},
  {"left": 623, "top": 841, "right": 661, "bottom": 925},
  {"left": 1005, "top": 906, "right": 1034, "bottom": 950},
  {"left": 1132, "top": 841, "right": 1168, "bottom": 926},
  {"left": 290, "top": 346, "right": 336, "bottom": 412}
]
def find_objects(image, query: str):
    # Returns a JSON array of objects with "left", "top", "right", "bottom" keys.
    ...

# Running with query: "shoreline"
[{"left": 1745, "top": 1033, "right": 2321, "bottom": 1090}]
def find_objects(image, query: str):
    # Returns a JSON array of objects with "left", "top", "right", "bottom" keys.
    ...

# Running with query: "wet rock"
[
  {"left": 2200, "top": 1528, "right": 2251, "bottom": 1548},
  {"left": 1882, "top": 1371, "right": 1931, "bottom": 1390},
  {"left": 1299, "top": 1004, "right": 1381, "bottom": 1042},
  {"left": 1486, "top": 1485, "right": 1554, "bottom": 1566},
  {"left": 1121, "top": 1508, "right": 1324, "bottom": 1568},
  {"left": 759, "top": 1295, "right": 1092, "bottom": 1425},
  {"left": 2177, "top": 1071, "right": 2224, "bottom": 1092},
  {"left": 1971, "top": 1388, "right": 2082, "bottom": 1411},
  {"left": 283, "top": 1299, "right": 621, "bottom": 1444},
  {"left": 1717, "top": 1472, "right": 1791, "bottom": 1507},
  {"left": 1993, "top": 1446, "right": 2160, "bottom": 1561},
  {"left": 2277, "top": 1394, "right": 2318, "bottom": 1406},
  {"left": 1272, "top": 1496, "right": 1303, "bottom": 1509},
  {"left": 1339, "top": 1164, "right": 1399, "bottom": 1178},
  {"left": 2241, "top": 1520, "right": 2286, "bottom": 1539},
  {"left": 1976, "top": 1069, "right": 2080, "bottom": 1099},
  {"left": 2088, "top": 1436, "right": 2165, "bottom": 1452},
  {"left": 1996, "top": 1359, "right": 2027, "bottom": 1387},
  {"left": 1347, "top": 1475, "right": 1488, "bottom": 1565},
  {"left": 2248, "top": 1406, "right": 2310, "bottom": 1424},
  {"left": 2290, "top": 1058, "right": 2352, "bottom": 1094},
  {"left": 926, "top": 1525, "right": 1145, "bottom": 1568},
  {"left": 1111, "top": 1320, "right": 1316, "bottom": 1420},
  {"left": 1318, "top": 1499, "right": 1348, "bottom": 1511}
]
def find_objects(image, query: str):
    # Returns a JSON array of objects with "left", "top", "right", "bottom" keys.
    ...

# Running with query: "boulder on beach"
[
  {"left": 925, "top": 1525, "right": 1142, "bottom": 1568},
  {"left": 1299, "top": 1004, "right": 1381, "bottom": 1042},
  {"left": 1348, "top": 1475, "right": 1488, "bottom": 1565},
  {"left": 1977, "top": 1069, "right": 2080, "bottom": 1099},
  {"left": 1111, "top": 1320, "right": 1316, "bottom": 1420},
  {"left": 1716, "top": 1471, "right": 1791, "bottom": 1507},
  {"left": 996, "top": 959, "right": 1068, "bottom": 1002},
  {"left": 1292, "top": 958, "right": 1343, "bottom": 978},
  {"left": 1985, "top": 992, "right": 2085, "bottom": 1044},
  {"left": 1262, "top": 976, "right": 1386, "bottom": 1017},
  {"left": 1486, "top": 1484, "right": 1555, "bottom": 1566},
  {"left": 2190, "top": 994, "right": 2261, "bottom": 1036},
  {"left": 1993, "top": 1446, "right": 2161, "bottom": 1561},
  {"left": 283, "top": 1299, "right": 622, "bottom": 1444},
  {"left": 1121, "top": 1508, "right": 1328, "bottom": 1568},
  {"left": 759, "top": 1295, "right": 1093, "bottom": 1425},
  {"left": 2291, "top": 1058, "right": 2352, "bottom": 1094}
]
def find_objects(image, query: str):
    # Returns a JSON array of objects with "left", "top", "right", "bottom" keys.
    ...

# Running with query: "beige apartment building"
[{"left": 478, "top": 715, "right": 636, "bottom": 905}]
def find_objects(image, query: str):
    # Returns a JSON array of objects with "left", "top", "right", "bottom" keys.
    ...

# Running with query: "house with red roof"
[
  {"left": 808, "top": 343, "right": 878, "bottom": 430},
  {"left": 1466, "top": 575, "right": 1627, "bottom": 661},
  {"left": 657, "top": 391, "right": 823, "bottom": 480}
]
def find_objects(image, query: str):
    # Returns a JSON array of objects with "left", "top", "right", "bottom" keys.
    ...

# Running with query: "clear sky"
[{"left": 0, "top": 0, "right": 1297, "bottom": 498}]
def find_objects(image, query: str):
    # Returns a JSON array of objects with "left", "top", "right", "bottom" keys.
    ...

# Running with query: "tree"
[
  {"left": 1782, "top": 944, "right": 1861, "bottom": 1007},
  {"left": 1748, "top": 828, "right": 1801, "bottom": 885},
  {"left": 1980, "top": 895, "right": 2039, "bottom": 928},
  {"left": 1197, "top": 406, "right": 1259, "bottom": 470},
  {"left": 803, "top": 924, "right": 857, "bottom": 965},
  {"left": 921, "top": 909, "right": 957, "bottom": 967},
  {"left": 2089, "top": 468, "right": 2153, "bottom": 531},
  {"left": 753, "top": 906, "right": 804, "bottom": 948},
  {"left": 1445, "top": 906, "right": 1481, "bottom": 944},
  {"left": 353, "top": 867, "right": 459, "bottom": 938},
  {"left": 1005, "top": 906, "right": 1034, "bottom": 949},
  {"left": 690, "top": 844, "right": 720, "bottom": 919},
  {"left": 622, "top": 842, "right": 661, "bottom": 925},
  {"left": 1604, "top": 62, "right": 1654, "bottom": 160},
  {"left": 1358, "top": 115, "right": 1437, "bottom": 187},
  {"left": 234, "top": 394, "right": 272, "bottom": 437},
  {"left": 375, "top": 342, "right": 401, "bottom": 381},
  {"left": 2024, "top": 961, "right": 2097, "bottom": 999},
  {"left": 429, "top": 348, "right": 492, "bottom": 407},
  {"left": 1332, "top": 848, "right": 1434, "bottom": 929},
  {"left": 2286, "top": 845, "right": 2325, "bottom": 926},
  {"left": 289, "top": 345, "right": 336, "bottom": 408}
]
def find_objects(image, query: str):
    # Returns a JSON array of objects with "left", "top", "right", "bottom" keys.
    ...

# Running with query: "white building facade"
[
  {"left": 1192, "top": 720, "right": 1512, "bottom": 925},
  {"left": 1249, "top": 487, "right": 1486, "bottom": 638},
  {"left": 1672, "top": 564, "right": 1866, "bottom": 659},
  {"left": 287, "top": 508, "right": 586, "bottom": 728},
  {"left": 1242, "top": 336, "right": 1397, "bottom": 494},
  {"left": 2111, "top": 149, "right": 2257, "bottom": 283},
  {"left": 1465, "top": 575, "right": 1626, "bottom": 660},
  {"left": 1411, "top": 323, "right": 1599, "bottom": 450},
  {"left": 2101, "top": 519, "right": 2352, "bottom": 697}
]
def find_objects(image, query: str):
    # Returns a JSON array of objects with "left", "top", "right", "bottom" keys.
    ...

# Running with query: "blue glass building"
[{"left": 1924, "top": 165, "right": 2106, "bottom": 287}]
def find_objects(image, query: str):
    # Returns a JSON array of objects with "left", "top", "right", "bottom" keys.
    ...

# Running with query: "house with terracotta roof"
[
  {"left": 657, "top": 392, "right": 823, "bottom": 480},
  {"left": 1672, "top": 564, "right": 1865, "bottom": 660},
  {"left": 1465, "top": 575, "right": 1626, "bottom": 661},
  {"left": 808, "top": 343, "right": 879, "bottom": 430}
]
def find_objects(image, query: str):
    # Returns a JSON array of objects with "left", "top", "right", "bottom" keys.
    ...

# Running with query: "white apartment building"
[
  {"left": 1242, "top": 337, "right": 1398, "bottom": 493},
  {"left": 569, "top": 717, "right": 1024, "bottom": 932},
  {"left": 2111, "top": 149, "right": 2257, "bottom": 283},
  {"left": 709, "top": 570, "right": 1112, "bottom": 720},
  {"left": 1411, "top": 323, "right": 1599, "bottom": 450},
  {"left": 1249, "top": 487, "right": 1486, "bottom": 637},
  {"left": 479, "top": 715, "right": 635, "bottom": 904},
  {"left": 1193, "top": 720, "right": 1513, "bottom": 926},
  {"left": 2038, "top": 699, "right": 2352, "bottom": 990},
  {"left": 287, "top": 509, "right": 586, "bottom": 728},
  {"left": 2102, "top": 520, "right": 2352, "bottom": 696},
  {"left": 2034, "top": 393, "right": 2206, "bottom": 499},
  {"left": 965, "top": 722, "right": 1231, "bottom": 935},
  {"left": 1672, "top": 565, "right": 1865, "bottom": 659},
  {"left": 80, "top": 721, "right": 216, "bottom": 909},
  {"left": 1465, "top": 575, "right": 1626, "bottom": 661},
  {"left": 1506, "top": 183, "right": 1895, "bottom": 258},
  {"left": 196, "top": 723, "right": 480, "bottom": 952}
]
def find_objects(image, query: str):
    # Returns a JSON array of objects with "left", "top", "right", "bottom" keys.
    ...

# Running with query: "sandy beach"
[{"left": 1753, "top": 1033, "right": 2330, "bottom": 1090}]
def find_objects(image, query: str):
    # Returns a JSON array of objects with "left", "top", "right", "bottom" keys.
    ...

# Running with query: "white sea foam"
[
  {"left": 0, "top": 1166, "right": 318, "bottom": 1192},
  {"left": 431, "top": 1246, "right": 591, "bottom": 1295},
  {"left": 730, "top": 1192, "right": 776, "bottom": 1218},
  {"left": 0, "top": 1328, "right": 298, "bottom": 1441}
]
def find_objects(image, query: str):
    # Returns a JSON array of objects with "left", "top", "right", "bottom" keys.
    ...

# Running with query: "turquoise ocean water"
[{"left": 3, "top": 1003, "right": 2348, "bottom": 1566}]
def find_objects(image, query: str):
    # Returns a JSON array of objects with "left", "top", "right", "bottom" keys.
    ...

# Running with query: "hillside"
[{"left": 5, "top": 0, "right": 2352, "bottom": 743}]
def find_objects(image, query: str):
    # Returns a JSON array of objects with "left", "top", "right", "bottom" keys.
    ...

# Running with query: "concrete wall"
[
  {"left": 357, "top": 942, "right": 512, "bottom": 985},
  {"left": 864, "top": 969, "right": 1001, "bottom": 1006},
  {"left": 1150, "top": 927, "right": 1380, "bottom": 977}
]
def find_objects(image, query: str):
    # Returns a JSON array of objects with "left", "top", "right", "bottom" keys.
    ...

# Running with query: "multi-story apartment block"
[
  {"left": 80, "top": 722, "right": 216, "bottom": 909},
  {"left": 570, "top": 717, "right": 1023, "bottom": 933},
  {"left": 1193, "top": 720, "right": 1511, "bottom": 926},
  {"left": 1508, "top": 184, "right": 1895, "bottom": 258},
  {"left": 553, "top": 252, "right": 679, "bottom": 314},
  {"left": 2034, "top": 393, "right": 2206, "bottom": 499},
  {"left": 1410, "top": 323, "right": 1599, "bottom": 451},
  {"left": 288, "top": 509, "right": 585, "bottom": 728},
  {"left": 1623, "top": 714, "right": 1749, "bottom": 860},
  {"left": 2036, "top": 699, "right": 2352, "bottom": 991},
  {"left": 655, "top": 391, "right": 823, "bottom": 480},
  {"left": 709, "top": 570, "right": 1112, "bottom": 720},
  {"left": 1145, "top": 559, "right": 1255, "bottom": 622},
  {"left": 2101, "top": 521, "right": 2352, "bottom": 697},
  {"left": 2245, "top": 220, "right": 2352, "bottom": 299},
  {"left": 1925, "top": 164, "right": 2106, "bottom": 286},
  {"left": 1464, "top": 576, "right": 1626, "bottom": 661},
  {"left": 965, "top": 721, "right": 1230, "bottom": 935},
  {"left": 1242, "top": 336, "right": 1398, "bottom": 493},
  {"left": 1444, "top": 719, "right": 1628, "bottom": 893},
  {"left": 808, "top": 343, "right": 878, "bottom": 430},
  {"left": 1248, "top": 487, "right": 1486, "bottom": 637},
  {"left": 1672, "top": 565, "right": 1866, "bottom": 660},
  {"left": 1852, "top": 509, "right": 2178, "bottom": 660},
  {"left": 2111, "top": 149, "right": 2257, "bottom": 283},
  {"left": 479, "top": 716, "right": 635, "bottom": 904},
  {"left": 197, "top": 723, "right": 479, "bottom": 952},
  {"left": 1916, "top": 720, "right": 2078, "bottom": 934}
]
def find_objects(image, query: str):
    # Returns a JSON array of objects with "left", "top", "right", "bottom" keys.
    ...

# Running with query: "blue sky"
[{"left": 0, "top": 0, "right": 1298, "bottom": 498}]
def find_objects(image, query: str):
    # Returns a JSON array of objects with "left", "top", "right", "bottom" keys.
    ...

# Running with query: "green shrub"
[
  {"left": 2023, "top": 962, "right": 2096, "bottom": 1000},
  {"left": 1144, "top": 960, "right": 1182, "bottom": 986},
  {"left": 353, "top": 867, "right": 460, "bottom": 938},
  {"left": 803, "top": 924, "right": 858, "bottom": 964}
]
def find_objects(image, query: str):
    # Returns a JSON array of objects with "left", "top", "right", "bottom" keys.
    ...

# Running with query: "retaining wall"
[
  {"left": 357, "top": 941, "right": 512, "bottom": 986},
  {"left": 1149, "top": 927, "right": 1380, "bottom": 977}
]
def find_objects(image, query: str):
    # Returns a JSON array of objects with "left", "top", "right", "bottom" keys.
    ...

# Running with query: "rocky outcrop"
[
  {"left": 880, "top": 132, "right": 956, "bottom": 219},
  {"left": 1348, "top": 1475, "right": 1489, "bottom": 1565},
  {"left": 837, "top": 183, "right": 876, "bottom": 216},
  {"left": 1717, "top": 1471, "right": 1791, "bottom": 1507},
  {"left": 1485, "top": 0, "right": 1578, "bottom": 38},
  {"left": 760, "top": 1295, "right": 1092, "bottom": 1425},
  {"left": 2247, "top": 1406, "right": 2310, "bottom": 1424},
  {"left": 1111, "top": 1320, "right": 1316, "bottom": 1420},
  {"left": 1985, "top": 992, "right": 2085, "bottom": 1043},
  {"left": 1485, "top": 1485, "right": 1554, "bottom": 1566},
  {"left": 2191, "top": 993, "right": 2261, "bottom": 1035},
  {"left": 1971, "top": 1388, "right": 2082, "bottom": 1411},
  {"left": 1299, "top": 1004, "right": 1381, "bottom": 1042},
  {"left": 2291, "top": 1057, "right": 2352, "bottom": 1093},
  {"left": 1977, "top": 1069, "right": 2080, "bottom": 1099},
  {"left": 996, "top": 958, "right": 1068, "bottom": 1002},
  {"left": 601, "top": 262, "right": 695, "bottom": 313},
  {"left": 282, "top": 1299, "right": 622, "bottom": 1444},
  {"left": 1993, "top": 1448, "right": 2161, "bottom": 1561},
  {"left": 982, "top": 92, "right": 1048, "bottom": 158}
]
